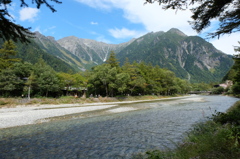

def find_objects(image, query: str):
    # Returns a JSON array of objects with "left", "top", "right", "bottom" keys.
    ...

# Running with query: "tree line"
[{"left": 0, "top": 40, "right": 193, "bottom": 98}]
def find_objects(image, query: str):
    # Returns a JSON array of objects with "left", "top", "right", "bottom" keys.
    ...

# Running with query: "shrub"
[
  {"left": 0, "top": 100, "right": 8, "bottom": 105},
  {"left": 211, "top": 86, "right": 225, "bottom": 94}
]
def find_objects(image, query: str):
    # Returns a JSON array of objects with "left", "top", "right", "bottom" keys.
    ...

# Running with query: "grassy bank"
[
  {"left": 0, "top": 95, "right": 179, "bottom": 108},
  {"left": 134, "top": 100, "right": 240, "bottom": 159}
]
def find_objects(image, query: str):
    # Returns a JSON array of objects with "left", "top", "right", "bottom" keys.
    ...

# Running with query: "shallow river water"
[{"left": 0, "top": 95, "right": 239, "bottom": 159}]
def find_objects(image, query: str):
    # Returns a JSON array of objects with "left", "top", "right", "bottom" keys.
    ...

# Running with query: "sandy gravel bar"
[
  {"left": 0, "top": 96, "right": 194, "bottom": 129},
  {"left": 0, "top": 104, "right": 118, "bottom": 129}
]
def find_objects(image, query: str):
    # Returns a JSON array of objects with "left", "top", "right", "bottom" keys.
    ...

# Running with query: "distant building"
[{"left": 215, "top": 80, "right": 233, "bottom": 89}]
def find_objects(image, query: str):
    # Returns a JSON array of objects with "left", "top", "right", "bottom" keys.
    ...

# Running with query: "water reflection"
[{"left": 0, "top": 95, "right": 238, "bottom": 159}]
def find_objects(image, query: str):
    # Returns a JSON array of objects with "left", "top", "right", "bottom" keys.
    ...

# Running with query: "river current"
[{"left": 0, "top": 95, "right": 238, "bottom": 159}]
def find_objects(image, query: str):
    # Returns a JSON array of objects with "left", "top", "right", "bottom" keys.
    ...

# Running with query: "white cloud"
[
  {"left": 109, "top": 27, "right": 144, "bottom": 39},
  {"left": 210, "top": 32, "right": 240, "bottom": 55},
  {"left": 74, "top": 0, "right": 113, "bottom": 10},
  {"left": 125, "top": 1, "right": 197, "bottom": 35},
  {"left": 91, "top": 21, "right": 98, "bottom": 25},
  {"left": 43, "top": 26, "right": 56, "bottom": 33},
  {"left": 75, "top": 0, "right": 239, "bottom": 54},
  {"left": 75, "top": 0, "right": 196, "bottom": 35},
  {"left": 19, "top": 7, "right": 40, "bottom": 22}
]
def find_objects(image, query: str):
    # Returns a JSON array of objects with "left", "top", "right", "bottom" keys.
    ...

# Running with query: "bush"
[
  {"left": 211, "top": 86, "right": 225, "bottom": 94},
  {"left": 230, "top": 83, "right": 240, "bottom": 95},
  {"left": 212, "top": 101, "right": 240, "bottom": 126},
  {"left": 0, "top": 100, "right": 8, "bottom": 105}
]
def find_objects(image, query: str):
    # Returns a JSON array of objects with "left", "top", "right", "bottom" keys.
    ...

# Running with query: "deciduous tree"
[
  {"left": 33, "top": 58, "right": 61, "bottom": 97},
  {"left": 115, "top": 73, "right": 130, "bottom": 95},
  {"left": 90, "top": 64, "right": 117, "bottom": 96},
  {"left": 0, "top": 68, "right": 22, "bottom": 96}
]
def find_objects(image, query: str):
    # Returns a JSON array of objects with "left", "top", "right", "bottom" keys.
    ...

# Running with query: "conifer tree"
[
  {"left": 106, "top": 51, "right": 120, "bottom": 69},
  {"left": 0, "top": 40, "right": 20, "bottom": 70},
  {"left": 0, "top": 0, "right": 62, "bottom": 43}
]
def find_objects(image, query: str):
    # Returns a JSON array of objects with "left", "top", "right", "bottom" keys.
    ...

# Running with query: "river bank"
[
  {"left": 0, "top": 95, "right": 183, "bottom": 108},
  {"left": 136, "top": 99, "right": 240, "bottom": 159},
  {"left": 0, "top": 95, "right": 194, "bottom": 129},
  {"left": 0, "top": 95, "right": 238, "bottom": 159}
]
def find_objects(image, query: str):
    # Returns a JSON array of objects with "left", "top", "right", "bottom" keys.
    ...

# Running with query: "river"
[{"left": 0, "top": 95, "right": 238, "bottom": 159}]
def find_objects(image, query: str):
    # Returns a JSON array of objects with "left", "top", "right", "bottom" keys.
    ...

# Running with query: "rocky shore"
[{"left": 0, "top": 96, "right": 193, "bottom": 129}]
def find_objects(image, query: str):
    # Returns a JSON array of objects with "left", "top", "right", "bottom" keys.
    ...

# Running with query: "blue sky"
[{"left": 8, "top": 0, "right": 240, "bottom": 55}]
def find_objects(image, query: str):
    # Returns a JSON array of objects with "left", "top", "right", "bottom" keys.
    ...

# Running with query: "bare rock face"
[
  {"left": 57, "top": 36, "right": 133, "bottom": 65},
  {"left": 115, "top": 28, "right": 233, "bottom": 83},
  {"left": 33, "top": 28, "right": 233, "bottom": 83}
]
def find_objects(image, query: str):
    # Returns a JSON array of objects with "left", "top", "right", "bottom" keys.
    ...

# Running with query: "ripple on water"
[{"left": 0, "top": 95, "right": 239, "bottom": 159}]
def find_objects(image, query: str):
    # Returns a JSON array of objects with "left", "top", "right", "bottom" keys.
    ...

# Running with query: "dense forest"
[
  {"left": 0, "top": 40, "right": 191, "bottom": 97},
  {"left": 0, "top": 40, "right": 238, "bottom": 98}
]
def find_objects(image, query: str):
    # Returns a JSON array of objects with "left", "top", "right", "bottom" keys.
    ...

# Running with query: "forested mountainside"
[
  {"left": 2, "top": 28, "right": 233, "bottom": 83},
  {"left": 0, "top": 39, "right": 75, "bottom": 73},
  {"left": 116, "top": 28, "right": 234, "bottom": 83}
]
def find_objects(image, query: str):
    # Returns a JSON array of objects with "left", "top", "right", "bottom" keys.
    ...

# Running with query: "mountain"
[
  {"left": 34, "top": 32, "right": 85, "bottom": 71},
  {"left": 116, "top": 28, "right": 234, "bottom": 83},
  {"left": 0, "top": 38, "right": 76, "bottom": 73},
  {"left": 4, "top": 28, "right": 233, "bottom": 83},
  {"left": 57, "top": 36, "right": 134, "bottom": 69}
]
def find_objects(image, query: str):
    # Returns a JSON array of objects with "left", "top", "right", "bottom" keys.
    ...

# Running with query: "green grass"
[
  {"left": 0, "top": 95, "right": 173, "bottom": 108},
  {"left": 133, "top": 101, "right": 240, "bottom": 159}
]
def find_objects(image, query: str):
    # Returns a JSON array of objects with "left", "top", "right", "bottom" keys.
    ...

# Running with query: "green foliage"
[
  {"left": 0, "top": 68, "right": 22, "bottom": 96},
  {"left": 230, "top": 83, "right": 240, "bottom": 96},
  {"left": 0, "top": 100, "right": 8, "bottom": 105},
  {"left": 224, "top": 42, "right": 240, "bottom": 96},
  {"left": 13, "top": 62, "right": 33, "bottom": 78},
  {"left": 0, "top": 41, "right": 197, "bottom": 98},
  {"left": 32, "top": 59, "right": 61, "bottom": 97},
  {"left": 190, "top": 82, "right": 211, "bottom": 91},
  {"left": 117, "top": 30, "right": 233, "bottom": 84},
  {"left": 211, "top": 87, "right": 225, "bottom": 94},
  {"left": 106, "top": 51, "right": 120, "bottom": 69},
  {"left": 89, "top": 64, "right": 118, "bottom": 96},
  {"left": 88, "top": 58, "right": 191, "bottom": 97},
  {"left": 0, "top": 0, "right": 61, "bottom": 43},
  {"left": 115, "top": 73, "right": 130, "bottom": 94},
  {"left": 0, "top": 40, "right": 20, "bottom": 70},
  {"left": 12, "top": 39, "right": 76, "bottom": 73},
  {"left": 57, "top": 72, "right": 86, "bottom": 96},
  {"left": 0, "top": 60, "right": 79, "bottom": 98},
  {"left": 212, "top": 101, "right": 240, "bottom": 126},
  {"left": 33, "top": 34, "right": 84, "bottom": 72}
]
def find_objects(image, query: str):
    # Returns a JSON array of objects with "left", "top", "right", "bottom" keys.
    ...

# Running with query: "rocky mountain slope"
[
  {"left": 6, "top": 28, "right": 233, "bottom": 83},
  {"left": 34, "top": 32, "right": 85, "bottom": 71},
  {"left": 57, "top": 36, "right": 134, "bottom": 69},
  {"left": 116, "top": 28, "right": 234, "bottom": 83}
]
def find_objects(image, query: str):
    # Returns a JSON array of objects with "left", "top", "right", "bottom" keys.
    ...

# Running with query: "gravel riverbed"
[{"left": 0, "top": 96, "right": 193, "bottom": 129}]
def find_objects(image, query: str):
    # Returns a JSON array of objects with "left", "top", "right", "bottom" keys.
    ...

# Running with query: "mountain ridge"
[
  {"left": 6, "top": 28, "right": 233, "bottom": 83},
  {"left": 115, "top": 28, "right": 233, "bottom": 82}
]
